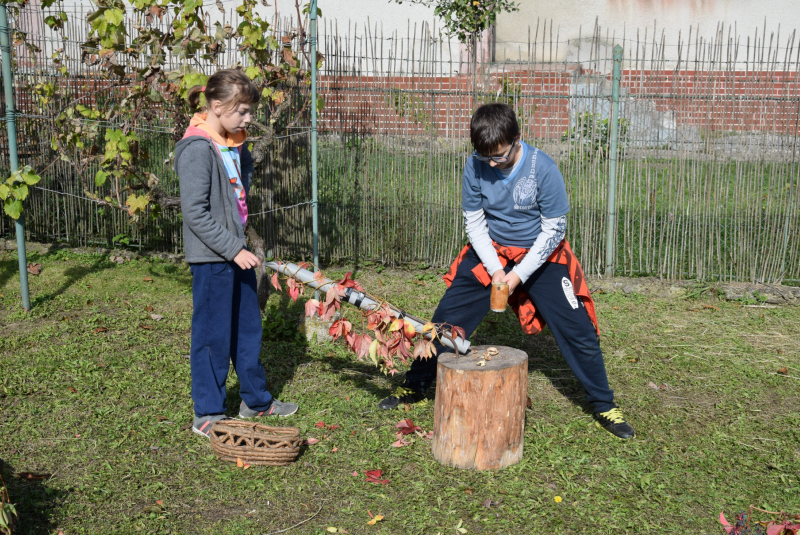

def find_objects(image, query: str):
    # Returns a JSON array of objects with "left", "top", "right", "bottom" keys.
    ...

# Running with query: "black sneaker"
[
  {"left": 378, "top": 387, "right": 425, "bottom": 410},
  {"left": 593, "top": 408, "right": 635, "bottom": 439}
]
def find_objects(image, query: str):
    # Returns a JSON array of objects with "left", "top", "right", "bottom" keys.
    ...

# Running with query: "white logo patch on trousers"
[{"left": 561, "top": 277, "right": 579, "bottom": 309}]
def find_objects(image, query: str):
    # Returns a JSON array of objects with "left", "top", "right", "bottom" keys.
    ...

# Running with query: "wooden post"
[{"left": 432, "top": 345, "right": 528, "bottom": 470}]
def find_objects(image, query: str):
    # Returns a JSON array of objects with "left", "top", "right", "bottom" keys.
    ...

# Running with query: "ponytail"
[{"left": 187, "top": 85, "right": 205, "bottom": 112}]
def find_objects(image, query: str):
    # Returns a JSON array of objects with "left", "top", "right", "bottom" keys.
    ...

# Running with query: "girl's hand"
[{"left": 233, "top": 249, "right": 262, "bottom": 270}]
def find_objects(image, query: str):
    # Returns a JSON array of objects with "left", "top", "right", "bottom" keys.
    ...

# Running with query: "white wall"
[{"left": 495, "top": 0, "right": 800, "bottom": 66}]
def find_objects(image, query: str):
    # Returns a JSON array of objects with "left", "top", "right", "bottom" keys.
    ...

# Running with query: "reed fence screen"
[{"left": 1, "top": 6, "right": 798, "bottom": 283}]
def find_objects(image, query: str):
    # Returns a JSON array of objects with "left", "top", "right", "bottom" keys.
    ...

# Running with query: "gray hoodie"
[{"left": 174, "top": 132, "right": 255, "bottom": 263}]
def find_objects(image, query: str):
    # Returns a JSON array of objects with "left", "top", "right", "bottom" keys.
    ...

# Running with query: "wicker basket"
[{"left": 209, "top": 420, "right": 301, "bottom": 466}]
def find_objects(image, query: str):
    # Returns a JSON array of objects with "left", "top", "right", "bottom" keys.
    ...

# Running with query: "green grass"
[{"left": 1, "top": 249, "right": 799, "bottom": 534}]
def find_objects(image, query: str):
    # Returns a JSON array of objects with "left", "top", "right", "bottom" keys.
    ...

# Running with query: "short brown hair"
[
  {"left": 187, "top": 69, "right": 260, "bottom": 112},
  {"left": 470, "top": 103, "right": 520, "bottom": 155}
]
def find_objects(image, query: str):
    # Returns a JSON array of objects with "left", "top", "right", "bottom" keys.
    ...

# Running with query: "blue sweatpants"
[
  {"left": 405, "top": 247, "right": 616, "bottom": 413},
  {"left": 189, "top": 261, "right": 273, "bottom": 417}
]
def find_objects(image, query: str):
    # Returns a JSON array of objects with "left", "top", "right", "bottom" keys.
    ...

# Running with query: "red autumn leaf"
[
  {"left": 270, "top": 272, "right": 281, "bottom": 291},
  {"left": 26, "top": 262, "right": 42, "bottom": 275},
  {"left": 353, "top": 334, "right": 372, "bottom": 360},
  {"left": 313, "top": 270, "right": 324, "bottom": 281},
  {"left": 391, "top": 436, "right": 409, "bottom": 447},
  {"left": 93, "top": 327, "right": 108, "bottom": 334},
  {"left": 303, "top": 438, "right": 320, "bottom": 445},
  {"left": 286, "top": 278, "right": 302, "bottom": 302},
  {"left": 143, "top": 277, "right": 153, "bottom": 282},
  {"left": 315, "top": 421, "right": 326, "bottom": 428},
  {"left": 345, "top": 328, "right": 357, "bottom": 348},
  {"left": 336, "top": 271, "right": 358, "bottom": 290},
  {"left": 328, "top": 319, "right": 352, "bottom": 340},
  {"left": 365, "top": 470, "right": 389, "bottom": 484},
  {"left": 68, "top": 387, "right": 78, "bottom": 393},
  {"left": 388, "top": 319, "right": 403, "bottom": 332},
  {"left": 297, "top": 262, "right": 310, "bottom": 269},
  {"left": 327, "top": 424, "right": 340, "bottom": 431},
  {"left": 778, "top": 367, "right": 789, "bottom": 375},
  {"left": 395, "top": 418, "right": 421, "bottom": 435},
  {"left": 452, "top": 325, "right": 466, "bottom": 340},
  {"left": 304, "top": 299, "right": 321, "bottom": 317}
]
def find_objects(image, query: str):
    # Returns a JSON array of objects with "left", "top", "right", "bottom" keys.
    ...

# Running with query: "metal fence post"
[
  {"left": 310, "top": 0, "right": 319, "bottom": 276},
  {"left": 604, "top": 44, "right": 623, "bottom": 278},
  {"left": 0, "top": 5, "right": 31, "bottom": 311}
]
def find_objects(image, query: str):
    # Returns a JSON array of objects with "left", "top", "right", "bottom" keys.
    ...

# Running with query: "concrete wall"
[{"left": 495, "top": 0, "right": 800, "bottom": 66}]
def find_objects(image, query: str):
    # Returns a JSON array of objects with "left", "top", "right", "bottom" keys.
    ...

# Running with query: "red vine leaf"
[
  {"left": 270, "top": 272, "right": 281, "bottom": 291},
  {"left": 364, "top": 470, "right": 389, "bottom": 484},
  {"left": 395, "top": 418, "right": 421, "bottom": 435},
  {"left": 304, "top": 298, "right": 321, "bottom": 317}
]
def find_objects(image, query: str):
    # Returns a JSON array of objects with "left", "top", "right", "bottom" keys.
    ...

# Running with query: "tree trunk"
[
  {"left": 432, "top": 345, "right": 527, "bottom": 470},
  {"left": 245, "top": 225, "right": 270, "bottom": 311}
]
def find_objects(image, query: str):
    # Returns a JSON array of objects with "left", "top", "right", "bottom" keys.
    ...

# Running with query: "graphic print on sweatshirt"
[
  {"left": 513, "top": 148, "right": 539, "bottom": 211},
  {"left": 215, "top": 143, "right": 248, "bottom": 226}
]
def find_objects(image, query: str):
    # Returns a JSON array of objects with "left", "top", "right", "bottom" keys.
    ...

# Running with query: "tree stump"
[{"left": 432, "top": 345, "right": 527, "bottom": 470}]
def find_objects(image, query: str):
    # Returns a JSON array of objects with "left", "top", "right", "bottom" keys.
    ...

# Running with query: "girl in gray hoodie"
[{"left": 175, "top": 69, "right": 298, "bottom": 437}]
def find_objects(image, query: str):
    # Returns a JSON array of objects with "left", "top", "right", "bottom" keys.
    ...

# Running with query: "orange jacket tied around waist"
[{"left": 443, "top": 240, "right": 600, "bottom": 336}]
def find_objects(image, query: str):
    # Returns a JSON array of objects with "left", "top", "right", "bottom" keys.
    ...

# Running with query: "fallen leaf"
[
  {"left": 150, "top": 314, "right": 163, "bottom": 321},
  {"left": 391, "top": 436, "right": 409, "bottom": 447},
  {"left": 26, "top": 262, "right": 42, "bottom": 275},
  {"left": 237, "top": 458, "right": 243, "bottom": 468},
  {"left": 327, "top": 528, "right": 338, "bottom": 533},
  {"left": 93, "top": 327, "right": 108, "bottom": 334},
  {"left": 143, "top": 277, "right": 153, "bottom": 282},
  {"left": 628, "top": 357, "right": 639, "bottom": 362},
  {"left": 303, "top": 438, "right": 320, "bottom": 445},
  {"left": 68, "top": 387, "right": 78, "bottom": 393},
  {"left": 648, "top": 381, "right": 659, "bottom": 389},
  {"left": 463, "top": 488, "right": 474, "bottom": 495},
  {"left": 18, "top": 472, "right": 49, "bottom": 480},
  {"left": 331, "top": 447, "right": 338, "bottom": 453},
  {"left": 139, "top": 324, "right": 154, "bottom": 330},
  {"left": 351, "top": 471, "right": 358, "bottom": 476},
  {"left": 703, "top": 305, "right": 720, "bottom": 311},
  {"left": 315, "top": 421, "right": 326, "bottom": 428},
  {"left": 145, "top": 305, "right": 154, "bottom": 311},
  {"left": 243, "top": 462, "right": 251, "bottom": 469},
  {"left": 365, "top": 469, "right": 389, "bottom": 484},
  {"left": 526, "top": 396, "right": 532, "bottom": 409},
  {"left": 156, "top": 416, "right": 168, "bottom": 421},
  {"left": 778, "top": 367, "right": 789, "bottom": 375},
  {"left": 327, "top": 424, "right": 340, "bottom": 431},
  {"left": 366, "top": 515, "right": 384, "bottom": 525}
]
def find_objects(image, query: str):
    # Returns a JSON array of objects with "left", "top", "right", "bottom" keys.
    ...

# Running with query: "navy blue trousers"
[
  {"left": 405, "top": 248, "right": 616, "bottom": 413},
  {"left": 189, "top": 262, "right": 273, "bottom": 417}
]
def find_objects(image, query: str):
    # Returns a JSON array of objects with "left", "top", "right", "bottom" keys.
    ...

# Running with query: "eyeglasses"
[{"left": 473, "top": 140, "right": 517, "bottom": 163}]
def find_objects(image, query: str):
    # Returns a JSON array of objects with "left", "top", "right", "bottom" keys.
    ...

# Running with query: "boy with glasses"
[{"left": 379, "top": 103, "right": 634, "bottom": 439}]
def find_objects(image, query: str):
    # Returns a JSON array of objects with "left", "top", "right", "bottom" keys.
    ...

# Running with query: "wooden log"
[{"left": 432, "top": 345, "right": 527, "bottom": 471}]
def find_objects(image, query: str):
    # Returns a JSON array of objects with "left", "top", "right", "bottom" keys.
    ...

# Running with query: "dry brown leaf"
[
  {"left": 143, "top": 277, "right": 153, "bottom": 282},
  {"left": 139, "top": 324, "right": 154, "bottom": 330},
  {"left": 778, "top": 367, "right": 789, "bottom": 375},
  {"left": 94, "top": 327, "right": 108, "bottom": 334}
]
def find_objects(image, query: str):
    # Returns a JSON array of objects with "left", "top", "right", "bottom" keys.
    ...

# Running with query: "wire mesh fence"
[{"left": 0, "top": 6, "right": 798, "bottom": 283}]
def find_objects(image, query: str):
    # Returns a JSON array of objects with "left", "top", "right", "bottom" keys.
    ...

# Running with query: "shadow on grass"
[
  {"left": 0, "top": 457, "right": 69, "bottom": 535},
  {"left": 0, "top": 257, "right": 19, "bottom": 293},
  {"left": 30, "top": 253, "right": 114, "bottom": 308}
]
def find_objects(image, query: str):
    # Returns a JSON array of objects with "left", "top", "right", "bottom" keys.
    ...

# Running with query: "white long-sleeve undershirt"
[{"left": 463, "top": 209, "right": 567, "bottom": 285}]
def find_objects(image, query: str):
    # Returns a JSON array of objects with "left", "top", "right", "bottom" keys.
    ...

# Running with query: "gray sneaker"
[
  {"left": 192, "top": 414, "right": 230, "bottom": 438},
  {"left": 239, "top": 399, "right": 298, "bottom": 418}
]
